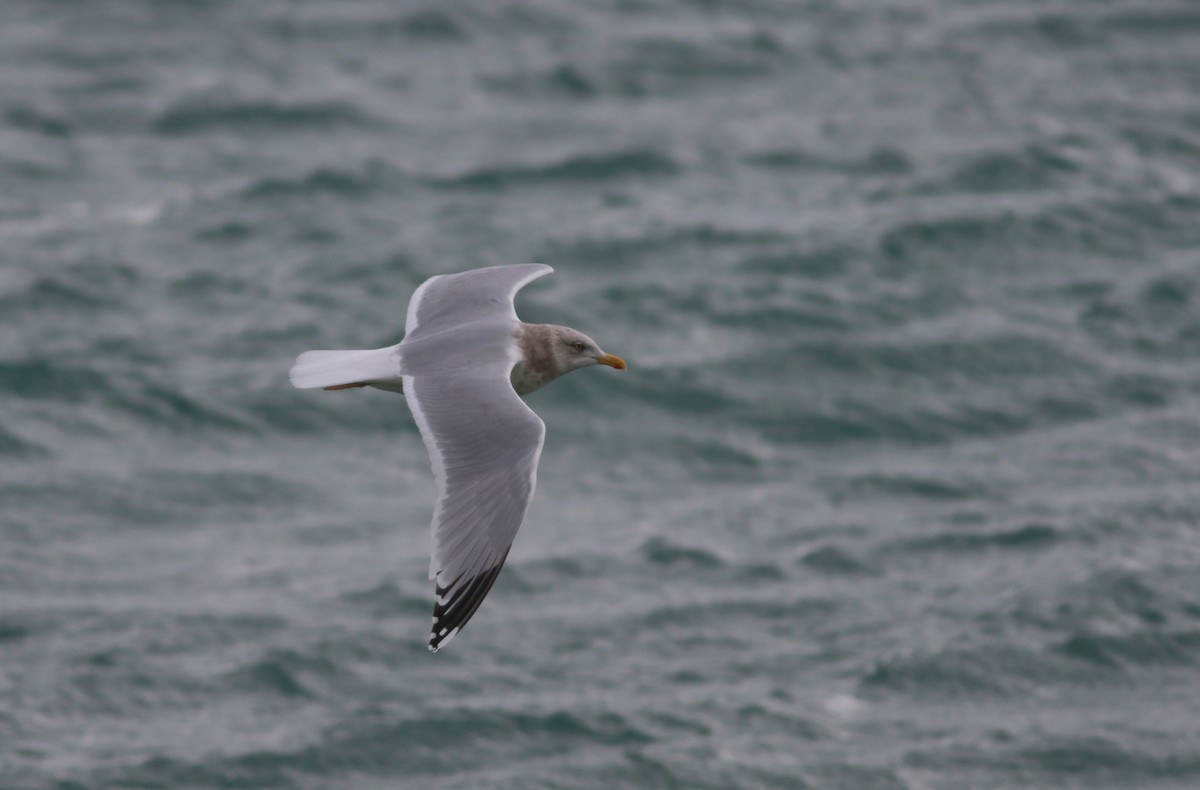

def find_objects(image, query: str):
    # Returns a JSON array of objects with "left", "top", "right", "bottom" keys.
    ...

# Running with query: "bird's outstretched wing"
[
  {"left": 403, "top": 368, "right": 545, "bottom": 652},
  {"left": 400, "top": 265, "right": 552, "bottom": 651},
  {"left": 405, "top": 263, "right": 553, "bottom": 338}
]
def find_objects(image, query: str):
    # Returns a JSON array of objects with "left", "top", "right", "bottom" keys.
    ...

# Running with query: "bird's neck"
[{"left": 512, "top": 323, "right": 564, "bottom": 396}]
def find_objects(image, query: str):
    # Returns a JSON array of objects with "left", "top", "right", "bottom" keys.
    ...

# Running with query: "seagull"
[{"left": 289, "top": 264, "right": 626, "bottom": 651}]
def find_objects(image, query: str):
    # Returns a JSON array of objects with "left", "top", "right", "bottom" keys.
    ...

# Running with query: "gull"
[{"left": 289, "top": 264, "right": 626, "bottom": 651}]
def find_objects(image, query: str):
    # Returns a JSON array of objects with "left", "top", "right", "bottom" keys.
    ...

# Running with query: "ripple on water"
[
  {"left": 1055, "top": 629, "right": 1200, "bottom": 669},
  {"left": 1011, "top": 568, "right": 1200, "bottom": 635},
  {"left": 334, "top": 581, "right": 431, "bottom": 619},
  {"left": 220, "top": 647, "right": 346, "bottom": 701},
  {"left": 1079, "top": 270, "right": 1200, "bottom": 360},
  {"left": 393, "top": 9, "right": 470, "bottom": 42},
  {"left": 192, "top": 221, "right": 258, "bottom": 244},
  {"left": 888, "top": 523, "right": 1062, "bottom": 555},
  {"left": 7, "top": 98, "right": 71, "bottom": 132},
  {"left": 798, "top": 545, "right": 880, "bottom": 576},
  {"left": 873, "top": 197, "right": 1200, "bottom": 272},
  {"left": 0, "top": 358, "right": 113, "bottom": 401},
  {"left": 428, "top": 148, "right": 681, "bottom": 190},
  {"left": 0, "top": 423, "right": 46, "bottom": 458},
  {"left": 742, "top": 145, "right": 912, "bottom": 177},
  {"left": 907, "top": 734, "right": 1200, "bottom": 785},
  {"left": 152, "top": 97, "right": 388, "bottom": 136},
  {"left": 0, "top": 355, "right": 255, "bottom": 435},
  {"left": 831, "top": 472, "right": 992, "bottom": 502},
  {"left": 101, "top": 707, "right": 652, "bottom": 787},
  {"left": 640, "top": 536, "right": 726, "bottom": 570},
  {"left": 480, "top": 63, "right": 601, "bottom": 101},
  {"left": 0, "top": 276, "right": 121, "bottom": 315},
  {"left": 859, "top": 644, "right": 1106, "bottom": 701},
  {"left": 607, "top": 31, "right": 791, "bottom": 95},
  {"left": 239, "top": 161, "right": 407, "bottom": 201},
  {"left": 635, "top": 597, "right": 839, "bottom": 638},
  {"left": 939, "top": 144, "right": 1080, "bottom": 194},
  {"left": 539, "top": 223, "right": 788, "bottom": 269},
  {"left": 726, "top": 326, "right": 1133, "bottom": 447}
]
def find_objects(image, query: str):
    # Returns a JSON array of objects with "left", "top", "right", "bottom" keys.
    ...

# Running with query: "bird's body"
[{"left": 289, "top": 265, "right": 624, "bottom": 651}]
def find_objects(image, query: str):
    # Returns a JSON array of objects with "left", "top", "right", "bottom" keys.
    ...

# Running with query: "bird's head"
[{"left": 551, "top": 326, "right": 626, "bottom": 374}]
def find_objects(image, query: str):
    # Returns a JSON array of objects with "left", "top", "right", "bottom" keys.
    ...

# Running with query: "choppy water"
[{"left": 4, "top": 1, "right": 1200, "bottom": 787}]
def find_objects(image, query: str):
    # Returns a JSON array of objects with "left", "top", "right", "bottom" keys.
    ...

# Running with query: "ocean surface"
[{"left": 4, "top": 1, "right": 1200, "bottom": 787}]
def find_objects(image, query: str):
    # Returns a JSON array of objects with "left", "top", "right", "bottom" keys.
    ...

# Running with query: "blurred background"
[{"left": 3, "top": 1, "right": 1200, "bottom": 788}]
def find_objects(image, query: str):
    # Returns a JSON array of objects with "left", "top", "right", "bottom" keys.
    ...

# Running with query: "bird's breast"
[{"left": 509, "top": 360, "right": 547, "bottom": 396}]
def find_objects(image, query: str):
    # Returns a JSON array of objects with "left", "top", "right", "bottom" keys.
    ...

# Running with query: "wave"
[
  {"left": 167, "top": 272, "right": 255, "bottom": 307},
  {"left": 261, "top": 5, "right": 574, "bottom": 44},
  {"left": 908, "top": 734, "right": 1200, "bottom": 782},
  {"left": 799, "top": 545, "right": 879, "bottom": 576},
  {"left": 0, "top": 277, "right": 116, "bottom": 313},
  {"left": 479, "top": 27, "right": 793, "bottom": 99},
  {"left": 879, "top": 211, "right": 1083, "bottom": 266},
  {"left": 335, "top": 581, "right": 431, "bottom": 619},
  {"left": 743, "top": 145, "right": 911, "bottom": 176},
  {"left": 7, "top": 612, "right": 292, "bottom": 726},
  {"left": 103, "top": 707, "right": 651, "bottom": 786},
  {"left": 5, "top": 103, "right": 72, "bottom": 138},
  {"left": 503, "top": 553, "right": 612, "bottom": 593},
  {"left": 136, "top": 613, "right": 291, "bottom": 656},
  {"left": 879, "top": 195, "right": 1200, "bottom": 270},
  {"left": 152, "top": 97, "right": 387, "bottom": 136},
  {"left": 607, "top": 32, "right": 790, "bottom": 95},
  {"left": 220, "top": 647, "right": 348, "bottom": 701},
  {"left": 144, "top": 470, "right": 312, "bottom": 509},
  {"left": 0, "top": 358, "right": 114, "bottom": 401},
  {"left": 0, "top": 356, "right": 263, "bottom": 440},
  {"left": 1123, "top": 122, "right": 1200, "bottom": 167},
  {"left": 940, "top": 145, "right": 1080, "bottom": 194},
  {"left": 833, "top": 473, "right": 991, "bottom": 502},
  {"left": 1079, "top": 270, "right": 1200, "bottom": 360},
  {"left": 0, "top": 423, "right": 46, "bottom": 458},
  {"left": 392, "top": 9, "right": 470, "bottom": 41},
  {"left": 741, "top": 393, "right": 1095, "bottom": 447},
  {"left": 1010, "top": 568, "right": 1199, "bottom": 634},
  {"left": 1056, "top": 629, "right": 1200, "bottom": 668},
  {"left": 0, "top": 258, "right": 140, "bottom": 316},
  {"left": 193, "top": 221, "right": 257, "bottom": 244},
  {"left": 859, "top": 643, "right": 1104, "bottom": 700},
  {"left": 636, "top": 596, "right": 839, "bottom": 633},
  {"left": 222, "top": 657, "right": 313, "bottom": 700},
  {"left": 480, "top": 63, "right": 600, "bottom": 100},
  {"left": 640, "top": 536, "right": 725, "bottom": 569},
  {"left": 890, "top": 523, "right": 1062, "bottom": 554},
  {"left": 1101, "top": 8, "right": 1200, "bottom": 35},
  {"left": 0, "top": 476, "right": 236, "bottom": 531},
  {"left": 0, "top": 614, "right": 42, "bottom": 643},
  {"left": 113, "top": 383, "right": 252, "bottom": 432},
  {"left": 701, "top": 322, "right": 1189, "bottom": 447},
  {"left": 540, "top": 222, "right": 789, "bottom": 268},
  {"left": 652, "top": 437, "right": 765, "bottom": 481},
  {"left": 239, "top": 161, "right": 406, "bottom": 201},
  {"left": 429, "top": 149, "right": 680, "bottom": 190},
  {"left": 736, "top": 246, "right": 857, "bottom": 278}
]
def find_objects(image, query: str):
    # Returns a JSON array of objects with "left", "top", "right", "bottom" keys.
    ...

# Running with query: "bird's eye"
[{"left": 573, "top": 342, "right": 586, "bottom": 352}]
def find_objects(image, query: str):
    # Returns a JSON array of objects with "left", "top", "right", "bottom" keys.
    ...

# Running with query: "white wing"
[
  {"left": 405, "top": 263, "right": 553, "bottom": 337},
  {"left": 399, "top": 265, "right": 552, "bottom": 651}
]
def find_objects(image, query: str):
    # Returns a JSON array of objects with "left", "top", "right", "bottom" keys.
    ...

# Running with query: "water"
[{"left": 3, "top": 0, "right": 1200, "bottom": 787}]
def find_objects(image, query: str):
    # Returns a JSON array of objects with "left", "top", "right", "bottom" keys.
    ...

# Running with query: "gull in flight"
[{"left": 289, "top": 264, "right": 626, "bottom": 651}]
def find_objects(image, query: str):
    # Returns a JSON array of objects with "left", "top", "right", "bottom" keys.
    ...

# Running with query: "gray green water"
[{"left": 4, "top": 1, "right": 1200, "bottom": 788}]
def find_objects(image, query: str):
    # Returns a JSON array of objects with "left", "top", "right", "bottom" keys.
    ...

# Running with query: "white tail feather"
[{"left": 289, "top": 346, "right": 402, "bottom": 390}]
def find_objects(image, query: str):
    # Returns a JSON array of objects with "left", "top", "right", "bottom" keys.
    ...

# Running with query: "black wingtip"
[{"left": 427, "top": 552, "right": 510, "bottom": 652}]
